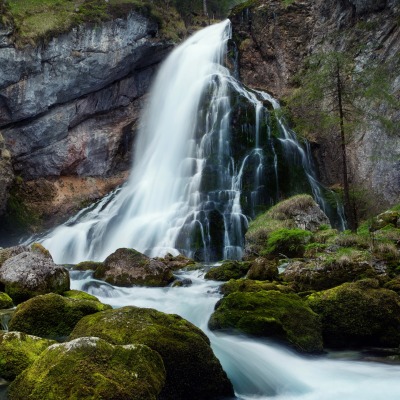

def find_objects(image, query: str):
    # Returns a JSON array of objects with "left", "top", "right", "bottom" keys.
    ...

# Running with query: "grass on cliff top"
[{"left": 4, "top": 0, "right": 186, "bottom": 46}]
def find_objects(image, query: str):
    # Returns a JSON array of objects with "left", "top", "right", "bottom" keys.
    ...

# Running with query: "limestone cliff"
[
  {"left": 231, "top": 0, "right": 400, "bottom": 208},
  {"left": 0, "top": 11, "right": 173, "bottom": 230}
]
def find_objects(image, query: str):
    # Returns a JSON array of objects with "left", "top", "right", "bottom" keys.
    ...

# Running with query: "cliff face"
[
  {"left": 231, "top": 0, "right": 400, "bottom": 207},
  {"left": 0, "top": 12, "right": 172, "bottom": 228}
]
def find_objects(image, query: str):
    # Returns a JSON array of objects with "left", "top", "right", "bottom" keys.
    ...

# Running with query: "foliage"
[{"left": 264, "top": 228, "right": 312, "bottom": 257}]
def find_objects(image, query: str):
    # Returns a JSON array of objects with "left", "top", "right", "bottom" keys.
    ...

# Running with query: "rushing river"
[{"left": 70, "top": 268, "right": 400, "bottom": 400}]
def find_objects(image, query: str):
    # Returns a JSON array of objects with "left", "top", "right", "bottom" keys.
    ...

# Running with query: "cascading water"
[{"left": 41, "top": 19, "right": 342, "bottom": 264}]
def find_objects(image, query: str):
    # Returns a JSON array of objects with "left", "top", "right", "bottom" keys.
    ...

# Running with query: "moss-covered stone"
[
  {"left": 70, "top": 306, "right": 234, "bottom": 400},
  {"left": 30, "top": 243, "right": 51, "bottom": 259},
  {"left": 94, "top": 248, "right": 174, "bottom": 287},
  {"left": 221, "top": 278, "right": 293, "bottom": 295},
  {"left": 8, "top": 337, "right": 165, "bottom": 400},
  {"left": 245, "top": 194, "right": 329, "bottom": 257},
  {"left": 74, "top": 261, "right": 104, "bottom": 271},
  {"left": 205, "top": 260, "right": 251, "bottom": 281},
  {"left": 246, "top": 257, "right": 279, "bottom": 280},
  {"left": 208, "top": 290, "right": 323, "bottom": 353},
  {"left": 307, "top": 279, "right": 400, "bottom": 348},
  {"left": 281, "top": 254, "right": 378, "bottom": 292},
  {"left": 8, "top": 293, "right": 111, "bottom": 339},
  {"left": 0, "top": 292, "right": 13, "bottom": 309},
  {"left": 154, "top": 253, "right": 196, "bottom": 271},
  {"left": 0, "top": 331, "right": 55, "bottom": 381},
  {"left": 0, "top": 246, "right": 28, "bottom": 268},
  {"left": 384, "top": 276, "right": 400, "bottom": 295},
  {"left": 371, "top": 210, "right": 400, "bottom": 231},
  {"left": 263, "top": 228, "right": 313, "bottom": 257},
  {"left": 62, "top": 290, "right": 101, "bottom": 302}
]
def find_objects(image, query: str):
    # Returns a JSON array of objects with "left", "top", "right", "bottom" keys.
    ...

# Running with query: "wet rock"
[
  {"left": 205, "top": 260, "right": 252, "bottom": 281},
  {"left": 0, "top": 245, "right": 29, "bottom": 267},
  {"left": 8, "top": 293, "right": 111, "bottom": 338},
  {"left": 70, "top": 306, "right": 234, "bottom": 400},
  {"left": 0, "top": 331, "right": 55, "bottom": 381},
  {"left": 307, "top": 279, "right": 400, "bottom": 348},
  {"left": 246, "top": 257, "right": 279, "bottom": 281},
  {"left": 0, "top": 250, "right": 70, "bottom": 303},
  {"left": 8, "top": 337, "right": 165, "bottom": 400},
  {"left": 209, "top": 290, "right": 323, "bottom": 353},
  {"left": 155, "top": 253, "right": 196, "bottom": 270},
  {"left": 94, "top": 248, "right": 174, "bottom": 287}
]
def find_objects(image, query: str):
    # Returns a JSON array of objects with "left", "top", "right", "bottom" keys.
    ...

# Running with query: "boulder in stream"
[
  {"left": 70, "top": 306, "right": 234, "bottom": 400},
  {"left": 8, "top": 337, "right": 165, "bottom": 400},
  {"left": 0, "top": 291, "right": 13, "bottom": 309},
  {"left": 8, "top": 292, "right": 111, "bottom": 339},
  {"left": 94, "top": 248, "right": 174, "bottom": 287},
  {"left": 0, "top": 246, "right": 70, "bottom": 304}
]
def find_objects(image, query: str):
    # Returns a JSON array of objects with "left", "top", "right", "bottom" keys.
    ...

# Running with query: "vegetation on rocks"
[
  {"left": 0, "top": 291, "right": 13, "bottom": 309},
  {"left": 205, "top": 260, "right": 251, "bottom": 281},
  {"left": 70, "top": 306, "right": 234, "bottom": 400},
  {"left": 8, "top": 337, "right": 166, "bottom": 400},
  {"left": 209, "top": 290, "right": 323, "bottom": 353},
  {"left": 0, "top": 331, "right": 55, "bottom": 381},
  {"left": 8, "top": 292, "right": 111, "bottom": 339},
  {"left": 307, "top": 279, "right": 400, "bottom": 348}
]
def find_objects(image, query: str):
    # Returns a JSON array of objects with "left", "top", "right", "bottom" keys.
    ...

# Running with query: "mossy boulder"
[
  {"left": 307, "top": 279, "right": 400, "bottom": 348},
  {"left": 281, "top": 254, "right": 378, "bottom": 292},
  {"left": 8, "top": 337, "right": 165, "bottom": 400},
  {"left": 264, "top": 228, "right": 313, "bottom": 257},
  {"left": 384, "top": 277, "right": 400, "bottom": 294},
  {"left": 62, "top": 290, "right": 101, "bottom": 302},
  {"left": 205, "top": 260, "right": 251, "bottom": 281},
  {"left": 221, "top": 279, "right": 293, "bottom": 295},
  {"left": 246, "top": 257, "right": 279, "bottom": 280},
  {"left": 155, "top": 253, "right": 196, "bottom": 270},
  {"left": 94, "top": 248, "right": 174, "bottom": 287},
  {"left": 74, "top": 261, "right": 104, "bottom": 271},
  {"left": 70, "top": 306, "right": 234, "bottom": 400},
  {"left": 0, "top": 251, "right": 70, "bottom": 304},
  {"left": 0, "top": 292, "right": 13, "bottom": 309},
  {"left": 245, "top": 195, "right": 329, "bottom": 257},
  {"left": 371, "top": 210, "right": 400, "bottom": 231},
  {"left": 208, "top": 290, "right": 323, "bottom": 353},
  {"left": 8, "top": 293, "right": 111, "bottom": 339},
  {"left": 0, "top": 331, "right": 55, "bottom": 381}
]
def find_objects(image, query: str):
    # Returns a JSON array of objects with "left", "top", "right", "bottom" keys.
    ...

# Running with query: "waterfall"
[{"left": 41, "top": 20, "right": 342, "bottom": 264}]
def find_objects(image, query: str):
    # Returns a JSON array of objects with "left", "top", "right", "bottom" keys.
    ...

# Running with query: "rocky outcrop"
[
  {"left": 0, "top": 11, "right": 173, "bottom": 225},
  {"left": 231, "top": 0, "right": 400, "bottom": 207},
  {"left": 0, "top": 132, "right": 13, "bottom": 215}
]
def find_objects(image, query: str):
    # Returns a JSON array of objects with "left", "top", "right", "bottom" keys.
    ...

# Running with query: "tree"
[{"left": 288, "top": 51, "right": 397, "bottom": 231}]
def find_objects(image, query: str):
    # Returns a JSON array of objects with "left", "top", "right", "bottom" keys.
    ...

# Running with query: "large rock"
[
  {"left": 208, "top": 290, "right": 323, "bottom": 353},
  {"left": 94, "top": 248, "right": 174, "bottom": 287},
  {"left": 0, "top": 250, "right": 70, "bottom": 303},
  {"left": 0, "top": 245, "right": 29, "bottom": 267},
  {"left": 205, "top": 260, "right": 251, "bottom": 281},
  {"left": 8, "top": 293, "right": 111, "bottom": 338},
  {"left": 307, "top": 279, "right": 400, "bottom": 348},
  {"left": 8, "top": 337, "right": 166, "bottom": 400},
  {"left": 0, "top": 331, "right": 55, "bottom": 381},
  {"left": 70, "top": 306, "right": 234, "bottom": 400},
  {"left": 246, "top": 257, "right": 279, "bottom": 281}
]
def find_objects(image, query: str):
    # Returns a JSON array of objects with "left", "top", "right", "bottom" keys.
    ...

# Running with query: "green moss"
[
  {"left": 8, "top": 293, "right": 112, "bottom": 339},
  {"left": 264, "top": 228, "right": 312, "bottom": 257},
  {"left": 70, "top": 306, "right": 234, "bottom": 400},
  {"left": 221, "top": 279, "right": 293, "bottom": 295},
  {"left": 30, "top": 243, "right": 51, "bottom": 258},
  {"left": 0, "top": 331, "right": 55, "bottom": 381},
  {"left": 307, "top": 280, "right": 400, "bottom": 348},
  {"left": 74, "top": 260, "right": 104, "bottom": 271},
  {"left": 205, "top": 260, "right": 251, "bottom": 281},
  {"left": 0, "top": 292, "right": 13, "bottom": 309},
  {"left": 62, "top": 290, "right": 101, "bottom": 302},
  {"left": 209, "top": 290, "right": 323, "bottom": 353},
  {"left": 8, "top": 337, "right": 165, "bottom": 400}
]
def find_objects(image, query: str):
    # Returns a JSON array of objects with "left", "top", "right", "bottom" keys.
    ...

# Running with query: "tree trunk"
[
  {"left": 336, "top": 61, "right": 356, "bottom": 231},
  {"left": 203, "top": 0, "right": 208, "bottom": 16}
]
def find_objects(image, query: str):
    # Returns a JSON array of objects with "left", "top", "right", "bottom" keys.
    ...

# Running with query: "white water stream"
[{"left": 71, "top": 268, "right": 400, "bottom": 400}]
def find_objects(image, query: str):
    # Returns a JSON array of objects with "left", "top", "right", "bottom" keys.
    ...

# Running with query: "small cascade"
[
  {"left": 0, "top": 309, "right": 13, "bottom": 331},
  {"left": 40, "top": 20, "right": 344, "bottom": 264}
]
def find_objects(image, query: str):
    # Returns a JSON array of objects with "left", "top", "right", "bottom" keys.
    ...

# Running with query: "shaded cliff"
[
  {"left": 231, "top": 0, "right": 400, "bottom": 209},
  {"left": 0, "top": 6, "right": 179, "bottom": 235}
]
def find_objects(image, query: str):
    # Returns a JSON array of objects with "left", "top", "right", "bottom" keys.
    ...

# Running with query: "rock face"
[
  {"left": 8, "top": 337, "right": 166, "bottom": 400},
  {"left": 0, "top": 251, "right": 70, "bottom": 303},
  {"left": 0, "top": 132, "right": 13, "bottom": 215},
  {"left": 8, "top": 292, "right": 111, "bottom": 338},
  {"left": 70, "top": 306, "right": 234, "bottom": 400},
  {"left": 94, "top": 248, "right": 174, "bottom": 287},
  {"left": 231, "top": 0, "right": 400, "bottom": 207},
  {"left": 0, "top": 12, "right": 172, "bottom": 224}
]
